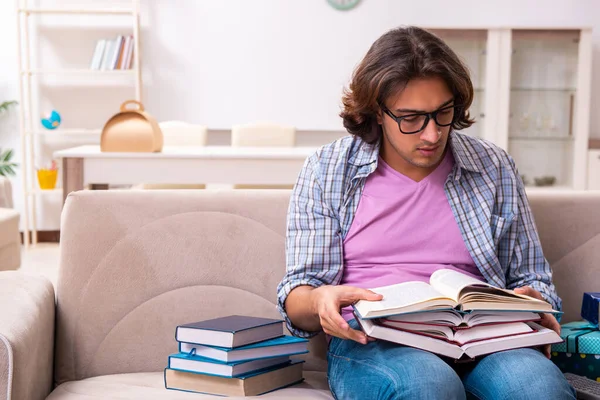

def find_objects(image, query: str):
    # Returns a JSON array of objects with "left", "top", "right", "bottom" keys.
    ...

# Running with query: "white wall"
[{"left": 1, "top": 0, "right": 599, "bottom": 231}]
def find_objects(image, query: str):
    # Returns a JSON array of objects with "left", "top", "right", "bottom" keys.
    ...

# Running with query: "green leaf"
[
  {"left": 0, "top": 101, "right": 18, "bottom": 114},
  {"left": 1, "top": 149, "right": 13, "bottom": 163},
  {"left": 0, "top": 148, "right": 18, "bottom": 177}
]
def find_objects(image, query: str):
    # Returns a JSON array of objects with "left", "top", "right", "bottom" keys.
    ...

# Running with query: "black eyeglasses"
[{"left": 380, "top": 103, "right": 462, "bottom": 134}]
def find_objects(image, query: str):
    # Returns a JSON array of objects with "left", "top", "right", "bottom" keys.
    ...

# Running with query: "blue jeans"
[{"left": 327, "top": 320, "right": 576, "bottom": 400}]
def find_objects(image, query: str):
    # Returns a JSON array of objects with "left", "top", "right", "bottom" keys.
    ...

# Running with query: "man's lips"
[{"left": 418, "top": 146, "right": 439, "bottom": 151}]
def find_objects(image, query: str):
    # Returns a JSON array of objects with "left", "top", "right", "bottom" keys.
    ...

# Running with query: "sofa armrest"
[{"left": 0, "top": 272, "right": 55, "bottom": 400}]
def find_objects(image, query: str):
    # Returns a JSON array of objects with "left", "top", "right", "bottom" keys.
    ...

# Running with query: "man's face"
[{"left": 378, "top": 77, "right": 455, "bottom": 172}]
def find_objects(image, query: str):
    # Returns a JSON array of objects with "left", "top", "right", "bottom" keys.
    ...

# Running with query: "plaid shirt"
[{"left": 277, "top": 131, "right": 561, "bottom": 338}]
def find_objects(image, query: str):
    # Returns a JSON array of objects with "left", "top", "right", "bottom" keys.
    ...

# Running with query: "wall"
[{"left": 0, "top": 0, "right": 599, "bottom": 231}]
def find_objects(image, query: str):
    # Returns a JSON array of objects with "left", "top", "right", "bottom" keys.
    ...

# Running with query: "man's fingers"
[
  {"left": 351, "top": 287, "right": 383, "bottom": 302},
  {"left": 514, "top": 286, "right": 543, "bottom": 301},
  {"left": 320, "top": 304, "right": 368, "bottom": 344},
  {"left": 542, "top": 344, "right": 551, "bottom": 359},
  {"left": 540, "top": 313, "right": 561, "bottom": 335}
]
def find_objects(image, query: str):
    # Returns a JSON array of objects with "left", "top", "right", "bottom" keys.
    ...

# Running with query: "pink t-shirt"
[{"left": 341, "top": 150, "right": 484, "bottom": 321}]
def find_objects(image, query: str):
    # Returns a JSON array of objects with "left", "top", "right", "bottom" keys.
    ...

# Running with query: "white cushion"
[{"left": 46, "top": 371, "right": 333, "bottom": 400}]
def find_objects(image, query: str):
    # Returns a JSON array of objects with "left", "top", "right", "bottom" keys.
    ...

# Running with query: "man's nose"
[{"left": 420, "top": 117, "right": 440, "bottom": 143}]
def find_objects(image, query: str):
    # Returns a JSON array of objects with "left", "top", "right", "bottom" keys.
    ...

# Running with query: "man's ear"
[{"left": 376, "top": 110, "right": 383, "bottom": 125}]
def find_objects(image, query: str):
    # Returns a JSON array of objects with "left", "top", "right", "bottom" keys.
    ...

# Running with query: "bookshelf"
[{"left": 15, "top": 0, "right": 142, "bottom": 247}]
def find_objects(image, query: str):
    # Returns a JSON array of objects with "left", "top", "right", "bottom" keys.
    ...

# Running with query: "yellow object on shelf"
[{"left": 37, "top": 169, "right": 58, "bottom": 190}]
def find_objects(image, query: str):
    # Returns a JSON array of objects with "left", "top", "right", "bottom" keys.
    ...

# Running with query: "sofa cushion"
[{"left": 46, "top": 371, "right": 333, "bottom": 399}]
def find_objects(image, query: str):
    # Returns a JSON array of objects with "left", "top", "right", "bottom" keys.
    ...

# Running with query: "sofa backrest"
[
  {"left": 526, "top": 191, "right": 600, "bottom": 323},
  {"left": 54, "top": 190, "right": 327, "bottom": 386},
  {"left": 54, "top": 189, "right": 600, "bottom": 385},
  {"left": 0, "top": 177, "right": 13, "bottom": 209}
]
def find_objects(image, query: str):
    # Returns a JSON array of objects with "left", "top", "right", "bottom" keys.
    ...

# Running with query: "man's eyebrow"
[{"left": 394, "top": 98, "right": 454, "bottom": 114}]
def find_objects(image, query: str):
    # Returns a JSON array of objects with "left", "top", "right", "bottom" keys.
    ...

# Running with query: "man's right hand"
[{"left": 310, "top": 285, "right": 383, "bottom": 344}]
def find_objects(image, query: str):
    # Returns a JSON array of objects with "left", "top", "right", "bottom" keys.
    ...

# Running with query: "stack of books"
[
  {"left": 164, "top": 315, "right": 309, "bottom": 396},
  {"left": 353, "top": 269, "right": 563, "bottom": 360},
  {"left": 89, "top": 35, "right": 135, "bottom": 71}
]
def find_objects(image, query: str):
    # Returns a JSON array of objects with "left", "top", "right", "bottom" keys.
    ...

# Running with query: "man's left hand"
[{"left": 514, "top": 286, "right": 560, "bottom": 359}]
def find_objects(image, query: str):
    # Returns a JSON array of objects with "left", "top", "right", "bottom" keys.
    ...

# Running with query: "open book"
[
  {"left": 356, "top": 318, "right": 562, "bottom": 360},
  {"left": 384, "top": 310, "right": 541, "bottom": 329},
  {"left": 353, "top": 269, "right": 558, "bottom": 319}
]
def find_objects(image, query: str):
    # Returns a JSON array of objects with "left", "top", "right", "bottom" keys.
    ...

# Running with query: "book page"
[
  {"left": 386, "top": 310, "right": 463, "bottom": 326},
  {"left": 461, "top": 322, "right": 561, "bottom": 359},
  {"left": 354, "top": 281, "right": 448, "bottom": 317},
  {"left": 454, "top": 322, "right": 532, "bottom": 345},
  {"left": 429, "top": 269, "right": 493, "bottom": 302}
]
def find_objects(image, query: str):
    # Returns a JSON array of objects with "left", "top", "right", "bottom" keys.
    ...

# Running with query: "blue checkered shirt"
[{"left": 277, "top": 131, "right": 561, "bottom": 338}]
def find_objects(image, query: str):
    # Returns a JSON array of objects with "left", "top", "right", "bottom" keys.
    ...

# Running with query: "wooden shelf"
[
  {"left": 16, "top": 0, "right": 142, "bottom": 247},
  {"left": 29, "top": 129, "right": 102, "bottom": 136},
  {"left": 22, "top": 69, "right": 135, "bottom": 76},
  {"left": 19, "top": 8, "right": 135, "bottom": 15},
  {"left": 27, "top": 188, "right": 63, "bottom": 196}
]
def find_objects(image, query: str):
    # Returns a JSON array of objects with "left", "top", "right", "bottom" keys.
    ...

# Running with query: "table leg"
[{"left": 62, "top": 157, "right": 84, "bottom": 206}]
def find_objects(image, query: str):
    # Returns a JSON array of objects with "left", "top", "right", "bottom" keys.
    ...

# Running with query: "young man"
[{"left": 276, "top": 26, "right": 575, "bottom": 399}]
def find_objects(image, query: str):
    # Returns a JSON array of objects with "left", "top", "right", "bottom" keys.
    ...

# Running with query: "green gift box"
[{"left": 551, "top": 321, "right": 600, "bottom": 381}]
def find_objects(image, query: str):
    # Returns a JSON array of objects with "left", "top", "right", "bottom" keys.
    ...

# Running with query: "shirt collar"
[{"left": 347, "top": 131, "right": 482, "bottom": 174}]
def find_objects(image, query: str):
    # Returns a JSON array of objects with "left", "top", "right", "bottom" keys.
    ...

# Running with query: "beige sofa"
[
  {"left": 1, "top": 189, "right": 599, "bottom": 400},
  {"left": 0, "top": 177, "right": 20, "bottom": 271}
]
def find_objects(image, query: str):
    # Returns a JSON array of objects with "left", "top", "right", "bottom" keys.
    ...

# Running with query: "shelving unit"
[
  {"left": 427, "top": 27, "right": 592, "bottom": 191},
  {"left": 505, "top": 29, "right": 592, "bottom": 191},
  {"left": 15, "top": 0, "right": 142, "bottom": 247},
  {"left": 430, "top": 29, "right": 489, "bottom": 139}
]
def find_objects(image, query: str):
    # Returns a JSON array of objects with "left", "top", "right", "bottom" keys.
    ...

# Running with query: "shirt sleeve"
[
  {"left": 503, "top": 155, "right": 562, "bottom": 312},
  {"left": 276, "top": 154, "right": 344, "bottom": 337}
]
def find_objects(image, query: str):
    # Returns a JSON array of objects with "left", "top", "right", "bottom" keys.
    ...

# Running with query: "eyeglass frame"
[{"left": 379, "top": 102, "right": 463, "bottom": 135}]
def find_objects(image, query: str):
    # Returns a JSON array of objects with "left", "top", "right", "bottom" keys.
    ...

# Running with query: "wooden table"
[{"left": 53, "top": 145, "right": 316, "bottom": 203}]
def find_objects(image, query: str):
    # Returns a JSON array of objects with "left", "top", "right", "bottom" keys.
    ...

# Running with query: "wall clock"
[{"left": 327, "top": 0, "right": 361, "bottom": 11}]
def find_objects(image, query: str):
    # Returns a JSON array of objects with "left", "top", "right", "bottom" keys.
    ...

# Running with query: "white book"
[
  {"left": 168, "top": 353, "right": 290, "bottom": 378},
  {"left": 110, "top": 35, "right": 124, "bottom": 70},
  {"left": 89, "top": 39, "right": 106, "bottom": 70},
  {"left": 379, "top": 321, "right": 534, "bottom": 346},
  {"left": 100, "top": 39, "right": 115, "bottom": 70},
  {"left": 353, "top": 269, "right": 558, "bottom": 319},
  {"left": 384, "top": 310, "right": 541, "bottom": 329},
  {"left": 179, "top": 335, "right": 308, "bottom": 363},
  {"left": 357, "top": 319, "right": 562, "bottom": 360}
]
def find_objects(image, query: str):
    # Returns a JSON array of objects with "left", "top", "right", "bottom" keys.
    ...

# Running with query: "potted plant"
[{"left": 0, "top": 101, "right": 18, "bottom": 177}]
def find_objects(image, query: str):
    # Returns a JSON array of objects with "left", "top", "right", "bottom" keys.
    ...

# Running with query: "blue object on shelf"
[{"left": 41, "top": 110, "right": 61, "bottom": 130}]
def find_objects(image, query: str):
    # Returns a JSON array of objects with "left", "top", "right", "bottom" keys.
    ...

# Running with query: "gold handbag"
[{"left": 101, "top": 100, "right": 163, "bottom": 152}]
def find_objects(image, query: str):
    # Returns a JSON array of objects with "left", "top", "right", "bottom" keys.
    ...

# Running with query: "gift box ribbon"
[{"left": 566, "top": 322, "right": 598, "bottom": 353}]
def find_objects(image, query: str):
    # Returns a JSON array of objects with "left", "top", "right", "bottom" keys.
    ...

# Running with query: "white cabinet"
[
  {"left": 431, "top": 29, "right": 490, "bottom": 140},
  {"left": 587, "top": 150, "right": 600, "bottom": 190},
  {"left": 504, "top": 29, "right": 592, "bottom": 190},
  {"left": 431, "top": 27, "right": 593, "bottom": 190}
]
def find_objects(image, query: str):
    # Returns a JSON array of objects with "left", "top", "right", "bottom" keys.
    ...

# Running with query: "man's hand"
[
  {"left": 514, "top": 286, "right": 560, "bottom": 359},
  {"left": 311, "top": 285, "right": 383, "bottom": 344}
]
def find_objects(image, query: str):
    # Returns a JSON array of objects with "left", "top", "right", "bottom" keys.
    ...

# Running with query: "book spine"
[
  {"left": 126, "top": 35, "right": 135, "bottom": 69},
  {"left": 118, "top": 36, "right": 132, "bottom": 70},
  {"left": 111, "top": 35, "right": 124, "bottom": 70},
  {"left": 100, "top": 39, "right": 114, "bottom": 70},
  {"left": 89, "top": 40, "right": 104, "bottom": 70}
]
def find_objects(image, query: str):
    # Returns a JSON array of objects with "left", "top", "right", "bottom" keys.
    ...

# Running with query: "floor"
[{"left": 19, "top": 242, "right": 60, "bottom": 287}]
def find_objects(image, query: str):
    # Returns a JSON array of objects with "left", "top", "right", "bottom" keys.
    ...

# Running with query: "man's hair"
[{"left": 340, "top": 26, "right": 475, "bottom": 144}]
